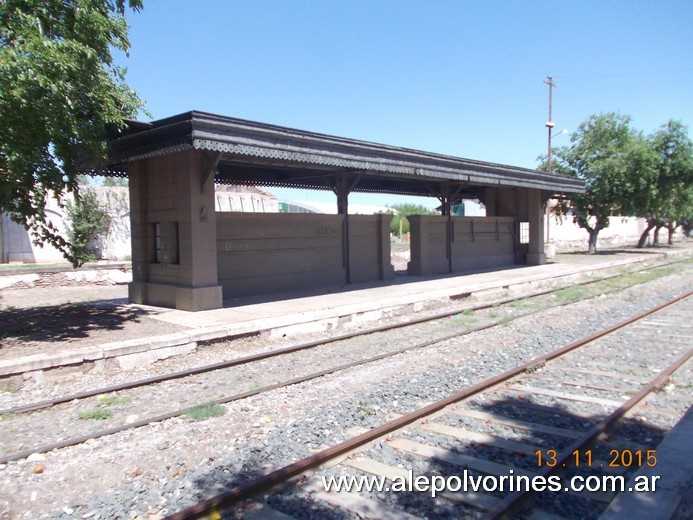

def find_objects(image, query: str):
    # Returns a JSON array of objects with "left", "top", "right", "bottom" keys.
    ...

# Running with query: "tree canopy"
[
  {"left": 629, "top": 120, "right": 693, "bottom": 246},
  {"left": 381, "top": 203, "right": 438, "bottom": 236},
  {"left": 0, "top": 0, "right": 143, "bottom": 265},
  {"left": 549, "top": 113, "right": 649, "bottom": 253},
  {"left": 544, "top": 113, "right": 692, "bottom": 252}
]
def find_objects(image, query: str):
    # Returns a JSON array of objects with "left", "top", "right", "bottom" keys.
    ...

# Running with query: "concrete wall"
[
  {"left": 547, "top": 214, "right": 648, "bottom": 250},
  {"left": 1, "top": 186, "right": 278, "bottom": 266},
  {"left": 217, "top": 213, "right": 394, "bottom": 299},
  {"left": 407, "top": 215, "right": 516, "bottom": 276},
  {"left": 128, "top": 151, "right": 223, "bottom": 311},
  {"left": 215, "top": 185, "right": 278, "bottom": 213},
  {"left": 0, "top": 187, "right": 131, "bottom": 264}
]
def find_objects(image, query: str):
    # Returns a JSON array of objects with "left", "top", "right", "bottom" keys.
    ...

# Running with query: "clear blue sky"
[{"left": 117, "top": 0, "right": 693, "bottom": 208}]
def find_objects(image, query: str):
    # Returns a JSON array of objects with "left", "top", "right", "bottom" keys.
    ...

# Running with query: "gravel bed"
[{"left": 0, "top": 265, "right": 691, "bottom": 518}]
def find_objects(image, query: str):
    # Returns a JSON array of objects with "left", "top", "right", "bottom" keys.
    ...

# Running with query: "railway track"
[
  {"left": 3, "top": 259, "right": 686, "bottom": 417},
  {"left": 165, "top": 292, "right": 692, "bottom": 520},
  {"left": 0, "top": 261, "right": 687, "bottom": 465}
]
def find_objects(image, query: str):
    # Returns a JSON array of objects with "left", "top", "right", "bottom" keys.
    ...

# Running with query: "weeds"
[
  {"left": 182, "top": 401, "right": 226, "bottom": 421},
  {"left": 78, "top": 409, "right": 112, "bottom": 421},
  {"left": 97, "top": 395, "right": 132, "bottom": 407},
  {"left": 357, "top": 399, "right": 376, "bottom": 417}
]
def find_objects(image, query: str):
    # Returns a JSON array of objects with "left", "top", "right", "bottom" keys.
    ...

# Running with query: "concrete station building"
[{"left": 108, "top": 111, "right": 584, "bottom": 311}]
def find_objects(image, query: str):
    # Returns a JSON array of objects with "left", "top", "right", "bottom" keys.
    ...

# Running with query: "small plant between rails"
[
  {"left": 1, "top": 258, "right": 686, "bottom": 417},
  {"left": 0, "top": 260, "right": 690, "bottom": 466},
  {"left": 162, "top": 293, "right": 692, "bottom": 520}
]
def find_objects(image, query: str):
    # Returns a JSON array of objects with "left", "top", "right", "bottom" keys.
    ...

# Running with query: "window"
[
  {"left": 154, "top": 222, "right": 162, "bottom": 263},
  {"left": 153, "top": 222, "right": 179, "bottom": 264},
  {"left": 520, "top": 222, "right": 530, "bottom": 244}
]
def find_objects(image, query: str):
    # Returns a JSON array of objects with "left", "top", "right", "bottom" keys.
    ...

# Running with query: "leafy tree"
[
  {"left": 550, "top": 113, "right": 649, "bottom": 253},
  {"left": 66, "top": 188, "right": 111, "bottom": 266},
  {"left": 382, "top": 203, "right": 438, "bottom": 236},
  {"left": 628, "top": 120, "right": 693, "bottom": 247},
  {"left": 102, "top": 175, "right": 128, "bottom": 187},
  {"left": 0, "top": 0, "right": 143, "bottom": 265}
]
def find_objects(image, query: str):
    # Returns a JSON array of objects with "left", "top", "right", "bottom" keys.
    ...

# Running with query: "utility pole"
[
  {"left": 544, "top": 76, "right": 556, "bottom": 172},
  {"left": 543, "top": 76, "right": 556, "bottom": 249}
]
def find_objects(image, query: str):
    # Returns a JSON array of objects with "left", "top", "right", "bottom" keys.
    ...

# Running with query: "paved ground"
[{"left": 0, "top": 244, "right": 690, "bottom": 378}]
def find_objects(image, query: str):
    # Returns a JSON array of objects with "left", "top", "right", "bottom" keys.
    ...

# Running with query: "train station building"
[{"left": 108, "top": 111, "right": 585, "bottom": 311}]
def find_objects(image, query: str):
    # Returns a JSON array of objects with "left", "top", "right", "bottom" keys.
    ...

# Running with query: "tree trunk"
[
  {"left": 667, "top": 225, "right": 675, "bottom": 245},
  {"left": 588, "top": 228, "right": 599, "bottom": 254},
  {"left": 653, "top": 226, "right": 661, "bottom": 246},
  {"left": 637, "top": 220, "right": 655, "bottom": 248}
]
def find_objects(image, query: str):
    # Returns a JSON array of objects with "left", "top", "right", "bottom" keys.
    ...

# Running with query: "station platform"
[
  {"left": 0, "top": 245, "right": 690, "bottom": 380},
  {"left": 600, "top": 407, "right": 692, "bottom": 520}
]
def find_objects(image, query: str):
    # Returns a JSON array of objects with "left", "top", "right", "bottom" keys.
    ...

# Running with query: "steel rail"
[
  {"left": 1, "top": 258, "right": 684, "bottom": 417},
  {"left": 1, "top": 281, "right": 688, "bottom": 466},
  {"left": 163, "top": 291, "right": 692, "bottom": 520},
  {"left": 483, "top": 346, "right": 693, "bottom": 519},
  {"left": 0, "top": 313, "right": 506, "bottom": 464}
]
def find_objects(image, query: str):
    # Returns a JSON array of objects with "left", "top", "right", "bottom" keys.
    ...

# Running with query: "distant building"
[
  {"left": 1, "top": 185, "right": 279, "bottom": 264},
  {"left": 279, "top": 200, "right": 392, "bottom": 215}
]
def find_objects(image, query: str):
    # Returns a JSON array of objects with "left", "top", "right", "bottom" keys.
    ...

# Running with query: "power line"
[{"left": 556, "top": 68, "right": 693, "bottom": 80}]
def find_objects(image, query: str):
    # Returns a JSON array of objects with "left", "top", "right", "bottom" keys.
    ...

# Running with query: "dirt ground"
[
  {"left": 0, "top": 244, "right": 689, "bottom": 364},
  {"left": 0, "top": 284, "right": 193, "bottom": 362}
]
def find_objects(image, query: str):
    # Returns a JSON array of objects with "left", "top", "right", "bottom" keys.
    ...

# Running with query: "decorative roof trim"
[{"left": 108, "top": 111, "right": 585, "bottom": 194}]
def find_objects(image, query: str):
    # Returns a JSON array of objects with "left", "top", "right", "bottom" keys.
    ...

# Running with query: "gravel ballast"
[{"left": 0, "top": 264, "right": 691, "bottom": 519}]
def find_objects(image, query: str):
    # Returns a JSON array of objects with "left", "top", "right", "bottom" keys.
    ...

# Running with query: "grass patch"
[
  {"left": 357, "top": 399, "right": 376, "bottom": 418},
  {"left": 554, "top": 286, "right": 588, "bottom": 302},
  {"left": 1, "top": 383, "right": 21, "bottom": 394},
  {"left": 182, "top": 401, "right": 226, "bottom": 421},
  {"left": 78, "top": 409, "right": 112, "bottom": 421},
  {"left": 448, "top": 314, "right": 478, "bottom": 327},
  {"left": 96, "top": 394, "right": 132, "bottom": 407}
]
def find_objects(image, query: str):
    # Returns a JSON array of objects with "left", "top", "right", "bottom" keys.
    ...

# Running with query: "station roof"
[{"left": 108, "top": 110, "right": 585, "bottom": 198}]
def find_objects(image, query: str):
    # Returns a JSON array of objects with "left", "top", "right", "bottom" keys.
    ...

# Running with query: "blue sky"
[{"left": 117, "top": 0, "right": 693, "bottom": 207}]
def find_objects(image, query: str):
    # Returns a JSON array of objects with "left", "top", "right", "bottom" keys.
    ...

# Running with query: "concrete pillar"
[
  {"left": 526, "top": 189, "right": 547, "bottom": 265},
  {"left": 127, "top": 161, "right": 149, "bottom": 304},
  {"left": 483, "top": 187, "right": 497, "bottom": 216},
  {"left": 127, "top": 150, "right": 223, "bottom": 311},
  {"left": 407, "top": 215, "right": 432, "bottom": 276},
  {"left": 174, "top": 151, "right": 223, "bottom": 310}
]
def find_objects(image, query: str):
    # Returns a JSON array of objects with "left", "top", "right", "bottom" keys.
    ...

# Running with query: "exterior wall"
[
  {"left": 349, "top": 215, "right": 395, "bottom": 283},
  {"left": 215, "top": 186, "right": 278, "bottom": 212},
  {"left": 128, "top": 151, "right": 223, "bottom": 311},
  {"left": 0, "top": 187, "right": 131, "bottom": 264},
  {"left": 217, "top": 213, "right": 393, "bottom": 299},
  {"left": 1, "top": 186, "right": 277, "bottom": 266},
  {"left": 547, "top": 214, "right": 648, "bottom": 250},
  {"left": 407, "top": 215, "right": 516, "bottom": 276}
]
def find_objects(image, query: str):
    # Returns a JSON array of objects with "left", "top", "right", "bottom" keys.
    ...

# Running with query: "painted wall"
[
  {"left": 407, "top": 215, "right": 516, "bottom": 276},
  {"left": 1, "top": 185, "right": 279, "bottom": 265},
  {"left": 217, "top": 213, "right": 393, "bottom": 299},
  {"left": 546, "top": 214, "right": 648, "bottom": 250},
  {"left": 0, "top": 187, "right": 131, "bottom": 264}
]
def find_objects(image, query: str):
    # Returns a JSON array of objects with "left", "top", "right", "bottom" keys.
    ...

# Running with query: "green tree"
[
  {"left": 550, "top": 113, "right": 648, "bottom": 254},
  {"left": 629, "top": 120, "right": 693, "bottom": 247},
  {"left": 382, "top": 203, "right": 438, "bottom": 236},
  {"left": 66, "top": 188, "right": 111, "bottom": 266},
  {"left": 0, "top": 0, "right": 143, "bottom": 265},
  {"left": 102, "top": 176, "right": 128, "bottom": 187}
]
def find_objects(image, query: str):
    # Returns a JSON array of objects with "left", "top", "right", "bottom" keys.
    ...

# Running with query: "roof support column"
[
  {"left": 438, "top": 183, "right": 453, "bottom": 273},
  {"left": 127, "top": 150, "right": 223, "bottom": 311},
  {"left": 526, "top": 189, "right": 548, "bottom": 265},
  {"left": 332, "top": 173, "right": 362, "bottom": 284}
]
